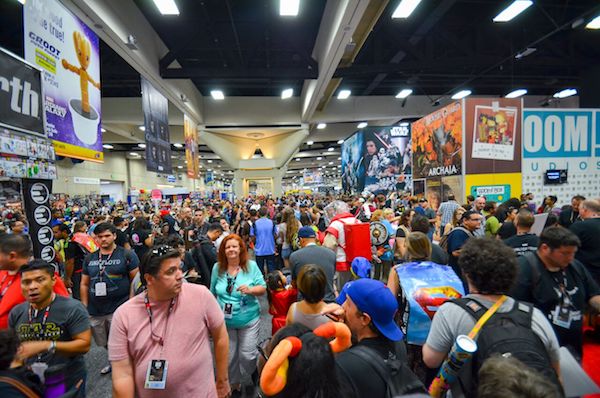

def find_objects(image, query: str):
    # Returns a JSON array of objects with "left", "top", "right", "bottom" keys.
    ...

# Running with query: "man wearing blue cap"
[{"left": 332, "top": 279, "right": 423, "bottom": 397}]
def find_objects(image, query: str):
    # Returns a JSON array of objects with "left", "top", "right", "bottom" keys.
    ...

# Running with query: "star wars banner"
[
  {"left": 142, "top": 77, "right": 172, "bottom": 174},
  {"left": 22, "top": 179, "right": 55, "bottom": 263}
]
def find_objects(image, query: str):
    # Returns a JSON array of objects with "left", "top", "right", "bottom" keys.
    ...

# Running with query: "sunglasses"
[{"left": 226, "top": 276, "right": 236, "bottom": 295}]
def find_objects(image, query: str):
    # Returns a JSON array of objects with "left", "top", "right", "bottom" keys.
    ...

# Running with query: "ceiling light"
[
  {"left": 505, "top": 88, "right": 528, "bottom": 98},
  {"left": 337, "top": 139, "right": 344, "bottom": 144},
  {"left": 138, "top": 143, "right": 146, "bottom": 148},
  {"left": 295, "top": 158, "right": 300, "bottom": 161},
  {"left": 493, "top": 1, "right": 533, "bottom": 22},
  {"left": 553, "top": 88, "right": 577, "bottom": 99},
  {"left": 328, "top": 147, "right": 334, "bottom": 152},
  {"left": 102, "top": 144, "right": 114, "bottom": 149},
  {"left": 328, "top": 161, "right": 333, "bottom": 165},
  {"left": 16, "top": 0, "right": 25, "bottom": 4},
  {"left": 152, "top": 0, "right": 180, "bottom": 15},
  {"left": 586, "top": 16, "right": 600, "bottom": 29},
  {"left": 451, "top": 90, "right": 472, "bottom": 100},
  {"left": 129, "top": 152, "right": 139, "bottom": 156},
  {"left": 138, "top": 125, "right": 145, "bottom": 131},
  {"left": 317, "top": 123, "right": 326, "bottom": 129},
  {"left": 280, "top": 0, "right": 299, "bottom": 16},
  {"left": 211, "top": 90, "right": 225, "bottom": 100},
  {"left": 101, "top": 127, "right": 106, "bottom": 133},
  {"left": 177, "top": 165, "right": 183, "bottom": 169},
  {"left": 392, "top": 0, "right": 422, "bottom": 19},
  {"left": 281, "top": 88, "right": 294, "bottom": 99},
  {"left": 357, "top": 122, "right": 368, "bottom": 128},
  {"left": 173, "top": 143, "right": 183, "bottom": 148},
  {"left": 307, "top": 141, "right": 314, "bottom": 145},
  {"left": 317, "top": 157, "right": 322, "bottom": 160},
  {"left": 207, "top": 159, "right": 213, "bottom": 163},
  {"left": 515, "top": 47, "right": 537, "bottom": 59},
  {"left": 337, "top": 90, "right": 351, "bottom": 99},
  {"left": 337, "top": 157, "right": 341, "bottom": 160},
  {"left": 395, "top": 89, "right": 413, "bottom": 98},
  {"left": 399, "top": 122, "right": 409, "bottom": 127}
]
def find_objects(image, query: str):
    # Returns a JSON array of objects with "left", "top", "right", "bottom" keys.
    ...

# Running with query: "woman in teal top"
[{"left": 210, "top": 234, "right": 266, "bottom": 395}]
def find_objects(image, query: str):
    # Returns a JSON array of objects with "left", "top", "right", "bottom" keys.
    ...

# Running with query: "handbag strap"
[{"left": 0, "top": 376, "right": 40, "bottom": 398}]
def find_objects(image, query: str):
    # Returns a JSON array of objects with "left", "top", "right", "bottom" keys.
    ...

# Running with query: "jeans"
[
  {"left": 255, "top": 255, "right": 276, "bottom": 275},
  {"left": 227, "top": 318, "right": 261, "bottom": 385}
]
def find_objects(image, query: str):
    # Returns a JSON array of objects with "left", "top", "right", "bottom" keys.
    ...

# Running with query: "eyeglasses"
[{"left": 256, "top": 337, "right": 271, "bottom": 361}]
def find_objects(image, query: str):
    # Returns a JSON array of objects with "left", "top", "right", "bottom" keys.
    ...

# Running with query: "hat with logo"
[
  {"left": 336, "top": 278, "right": 403, "bottom": 341},
  {"left": 297, "top": 226, "right": 316, "bottom": 239}
]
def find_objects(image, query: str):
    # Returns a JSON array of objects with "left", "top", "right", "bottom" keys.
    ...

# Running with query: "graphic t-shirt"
[
  {"left": 8, "top": 296, "right": 89, "bottom": 388},
  {"left": 130, "top": 229, "right": 150, "bottom": 261},
  {"left": 82, "top": 247, "right": 139, "bottom": 316},
  {"left": 504, "top": 233, "right": 539, "bottom": 256}
]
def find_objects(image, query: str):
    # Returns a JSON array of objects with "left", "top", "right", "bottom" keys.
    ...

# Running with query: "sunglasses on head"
[{"left": 226, "top": 276, "right": 236, "bottom": 295}]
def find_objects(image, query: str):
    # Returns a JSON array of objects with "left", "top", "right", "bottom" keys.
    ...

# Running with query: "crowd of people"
[{"left": 0, "top": 190, "right": 598, "bottom": 398}]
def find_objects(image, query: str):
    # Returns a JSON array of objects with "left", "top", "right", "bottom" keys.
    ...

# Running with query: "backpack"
[
  {"left": 339, "top": 219, "right": 372, "bottom": 264},
  {"left": 439, "top": 226, "right": 472, "bottom": 251},
  {"left": 345, "top": 345, "right": 426, "bottom": 398},
  {"left": 451, "top": 297, "right": 562, "bottom": 396}
]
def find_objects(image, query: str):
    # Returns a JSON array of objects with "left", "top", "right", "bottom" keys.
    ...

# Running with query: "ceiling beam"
[{"left": 161, "top": 66, "right": 318, "bottom": 80}]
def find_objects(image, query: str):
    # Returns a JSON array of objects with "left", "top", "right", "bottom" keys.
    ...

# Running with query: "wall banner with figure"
[
  {"left": 184, "top": 115, "right": 199, "bottom": 179},
  {"left": 412, "top": 102, "right": 462, "bottom": 179},
  {"left": 141, "top": 77, "right": 172, "bottom": 174},
  {"left": 24, "top": 0, "right": 103, "bottom": 162}
]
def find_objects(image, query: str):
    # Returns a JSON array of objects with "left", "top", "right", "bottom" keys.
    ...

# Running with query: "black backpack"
[
  {"left": 346, "top": 345, "right": 426, "bottom": 398},
  {"left": 451, "top": 298, "right": 562, "bottom": 396}
]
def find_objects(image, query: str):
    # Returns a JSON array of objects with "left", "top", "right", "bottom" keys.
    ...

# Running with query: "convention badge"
[
  {"left": 552, "top": 303, "right": 572, "bottom": 329},
  {"left": 95, "top": 282, "right": 107, "bottom": 297},
  {"left": 224, "top": 303, "right": 233, "bottom": 319},
  {"left": 31, "top": 362, "right": 48, "bottom": 384},
  {"left": 144, "top": 359, "right": 168, "bottom": 389}
]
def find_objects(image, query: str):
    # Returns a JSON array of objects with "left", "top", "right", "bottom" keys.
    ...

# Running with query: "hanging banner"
[
  {"left": 184, "top": 115, "right": 199, "bottom": 179},
  {"left": 141, "top": 77, "right": 172, "bottom": 173},
  {"left": 24, "top": 0, "right": 103, "bottom": 162},
  {"left": 0, "top": 48, "right": 45, "bottom": 136},
  {"left": 22, "top": 179, "right": 55, "bottom": 263},
  {"left": 412, "top": 102, "right": 462, "bottom": 179}
]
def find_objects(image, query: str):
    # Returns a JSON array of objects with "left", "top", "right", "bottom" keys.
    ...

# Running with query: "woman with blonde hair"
[{"left": 278, "top": 207, "right": 302, "bottom": 268}]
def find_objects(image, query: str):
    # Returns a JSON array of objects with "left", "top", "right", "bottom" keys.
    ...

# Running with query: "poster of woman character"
[
  {"left": 341, "top": 131, "right": 365, "bottom": 193},
  {"left": 472, "top": 105, "right": 517, "bottom": 161}
]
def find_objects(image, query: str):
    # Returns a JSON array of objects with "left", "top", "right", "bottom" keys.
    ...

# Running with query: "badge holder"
[
  {"left": 145, "top": 359, "right": 168, "bottom": 389},
  {"left": 95, "top": 282, "right": 107, "bottom": 297},
  {"left": 224, "top": 303, "right": 233, "bottom": 320}
]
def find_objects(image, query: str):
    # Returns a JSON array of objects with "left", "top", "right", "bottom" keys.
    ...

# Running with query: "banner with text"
[
  {"left": 141, "top": 77, "right": 172, "bottom": 174},
  {"left": 24, "top": 0, "right": 103, "bottom": 162},
  {"left": 184, "top": 115, "right": 199, "bottom": 179}
]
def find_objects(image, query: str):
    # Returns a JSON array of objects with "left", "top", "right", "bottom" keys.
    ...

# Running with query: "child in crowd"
[{"left": 266, "top": 270, "right": 297, "bottom": 335}]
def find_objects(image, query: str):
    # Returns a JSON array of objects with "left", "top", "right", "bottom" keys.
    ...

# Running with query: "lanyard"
[
  {"left": 550, "top": 270, "right": 575, "bottom": 308},
  {"left": 28, "top": 294, "right": 56, "bottom": 340},
  {"left": 98, "top": 250, "right": 114, "bottom": 280},
  {"left": 144, "top": 293, "right": 176, "bottom": 349},
  {"left": 0, "top": 273, "right": 16, "bottom": 299}
]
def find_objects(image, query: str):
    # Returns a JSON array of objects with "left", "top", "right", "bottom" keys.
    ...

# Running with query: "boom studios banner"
[{"left": 522, "top": 109, "right": 600, "bottom": 204}]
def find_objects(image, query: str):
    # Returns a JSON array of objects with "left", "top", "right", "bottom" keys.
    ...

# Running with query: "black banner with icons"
[
  {"left": 141, "top": 77, "right": 172, "bottom": 174},
  {"left": 22, "top": 179, "right": 54, "bottom": 263}
]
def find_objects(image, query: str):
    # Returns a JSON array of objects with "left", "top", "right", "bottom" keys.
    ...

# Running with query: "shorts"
[
  {"left": 90, "top": 313, "right": 113, "bottom": 348},
  {"left": 281, "top": 247, "right": 292, "bottom": 260}
]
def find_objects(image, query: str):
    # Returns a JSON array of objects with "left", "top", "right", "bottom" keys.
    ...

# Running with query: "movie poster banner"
[
  {"left": 303, "top": 170, "right": 323, "bottom": 184},
  {"left": 184, "top": 115, "right": 199, "bottom": 179},
  {"left": 471, "top": 105, "right": 517, "bottom": 160},
  {"left": 24, "top": 0, "right": 103, "bottom": 162},
  {"left": 141, "top": 77, "right": 172, "bottom": 173},
  {"left": 341, "top": 130, "right": 365, "bottom": 193},
  {"left": 412, "top": 102, "right": 462, "bottom": 179}
]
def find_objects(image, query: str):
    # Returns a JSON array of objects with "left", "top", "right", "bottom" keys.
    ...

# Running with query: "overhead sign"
[
  {"left": 0, "top": 48, "right": 45, "bottom": 137},
  {"left": 142, "top": 77, "right": 172, "bottom": 173},
  {"left": 22, "top": 179, "right": 56, "bottom": 263},
  {"left": 24, "top": 0, "right": 104, "bottom": 162},
  {"left": 73, "top": 176, "right": 100, "bottom": 184}
]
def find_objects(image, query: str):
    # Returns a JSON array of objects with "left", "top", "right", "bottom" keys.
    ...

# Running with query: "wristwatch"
[{"left": 47, "top": 340, "right": 56, "bottom": 355}]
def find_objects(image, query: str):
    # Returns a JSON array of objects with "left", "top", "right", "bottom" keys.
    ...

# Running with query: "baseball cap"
[
  {"left": 336, "top": 279, "right": 403, "bottom": 341},
  {"left": 350, "top": 257, "right": 371, "bottom": 279},
  {"left": 298, "top": 226, "right": 316, "bottom": 239}
]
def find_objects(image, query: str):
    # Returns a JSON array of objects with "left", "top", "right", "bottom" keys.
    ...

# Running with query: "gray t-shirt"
[
  {"left": 9, "top": 295, "right": 90, "bottom": 386},
  {"left": 289, "top": 244, "right": 336, "bottom": 302},
  {"left": 425, "top": 294, "right": 560, "bottom": 363}
]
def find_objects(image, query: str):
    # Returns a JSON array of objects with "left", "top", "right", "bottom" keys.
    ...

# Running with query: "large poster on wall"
[
  {"left": 184, "top": 115, "right": 199, "bottom": 179},
  {"left": 412, "top": 102, "right": 462, "bottom": 179},
  {"left": 522, "top": 109, "right": 599, "bottom": 205},
  {"left": 341, "top": 130, "right": 365, "bottom": 193},
  {"left": 24, "top": 0, "right": 103, "bottom": 162},
  {"left": 141, "top": 77, "right": 172, "bottom": 174}
]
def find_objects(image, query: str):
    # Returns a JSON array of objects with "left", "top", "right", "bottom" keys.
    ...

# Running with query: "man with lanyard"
[
  {"left": 81, "top": 222, "right": 139, "bottom": 375},
  {"left": 511, "top": 226, "right": 600, "bottom": 361},
  {"left": 9, "top": 260, "right": 91, "bottom": 396},
  {"left": 446, "top": 210, "right": 480, "bottom": 292},
  {"left": 109, "top": 245, "right": 230, "bottom": 397},
  {"left": 569, "top": 199, "right": 600, "bottom": 285},
  {"left": 0, "top": 235, "right": 68, "bottom": 329}
]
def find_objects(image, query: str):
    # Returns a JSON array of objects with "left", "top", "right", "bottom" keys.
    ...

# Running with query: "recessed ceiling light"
[
  {"left": 395, "top": 89, "right": 413, "bottom": 98},
  {"left": 399, "top": 122, "right": 410, "bottom": 127},
  {"left": 129, "top": 152, "right": 139, "bottom": 156},
  {"left": 295, "top": 158, "right": 300, "bottom": 161},
  {"left": 207, "top": 159, "right": 213, "bottom": 163},
  {"left": 317, "top": 123, "right": 327, "bottom": 129},
  {"left": 493, "top": 1, "right": 533, "bottom": 22},
  {"left": 280, "top": 0, "right": 299, "bottom": 16},
  {"left": 173, "top": 143, "right": 183, "bottom": 148},
  {"left": 102, "top": 144, "right": 114, "bottom": 149},
  {"left": 357, "top": 122, "right": 368, "bottom": 128},
  {"left": 553, "top": 88, "right": 577, "bottom": 99},
  {"left": 586, "top": 15, "right": 600, "bottom": 29},
  {"left": 211, "top": 90, "right": 225, "bottom": 100},
  {"left": 451, "top": 90, "right": 472, "bottom": 100},
  {"left": 138, "top": 143, "right": 146, "bottom": 148},
  {"left": 328, "top": 147, "right": 334, "bottom": 152},
  {"left": 101, "top": 127, "right": 106, "bottom": 133},
  {"left": 505, "top": 88, "right": 528, "bottom": 98},
  {"left": 392, "top": 0, "right": 422, "bottom": 19},
  {"left": 281, "top": 88, "right": 294, "bottom": 99},
  {"left": 177, "top": 165, "right": 183, "bottom": 169},
  {"left": 337, "top": 157, "right": 341, "bottom": 160},
  {"left": 317, "top": 157, "right": 322, "bottom": 160},
  {"left": 328, "top": 161, "right": 333, "bottom": 165},
  {"left": 152, "top": 0, "right": 180, "bottom": 15},
  {"left": 307, "top": 141, "right": 314, "bottom": 145},
  {"left": 337, "top": 90, "right": 351, "bottom": 99},
  {"left": 337, "top": 139, "right": 344, "bottom": 144},
  {"left": 138, "top": 125, "right": 145, "bottom": 131}
]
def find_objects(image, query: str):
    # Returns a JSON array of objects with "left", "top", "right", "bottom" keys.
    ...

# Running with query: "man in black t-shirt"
[
  {"left": 503, "top": 209, "right": 539, "bottom": 257},
  {"left": 559, "top": 195, "right": 585, "bottom": 228},
  {"left": 81, "top": 222, "right": 139, "bottom": 374},
  {"left": 570, "top": 199, "right": 600, "bottom": 285},
  {"left": 9, "top": 260, "right": 90, "bottom": 395},
  {"left": 113, "top": 216, "right": 131, "bottom": 250},
  {"left": 511, "top": 227, "right": 600, "bottom": 360}
]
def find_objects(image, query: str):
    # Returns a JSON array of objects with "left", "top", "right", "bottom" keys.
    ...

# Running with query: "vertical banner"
[
  {"left": 184, "top": 115, "right": 199, "bottom": 179},
  {"left": 141, "top": 77, "right": 172, "bottom": 173},
  {"left": 24, "top": 0, "right": 103, "bottom": 162},
  {"left": 22, "top": 179, "right": 55, "bottom": 263},
  {"left": 341, "top": 131, "right": 365, "bottom": 193}
]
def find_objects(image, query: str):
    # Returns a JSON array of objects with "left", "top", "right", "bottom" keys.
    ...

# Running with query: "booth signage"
[
  {"left": 73, "top": 176, "right": 100, "bottom": 184},
  {"left": 22, "top": 179, "right": 56, "bottom": 263},
  {"left": 470, "top": 184, "right": 511, "bottom": 202}
]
